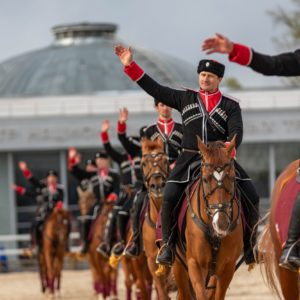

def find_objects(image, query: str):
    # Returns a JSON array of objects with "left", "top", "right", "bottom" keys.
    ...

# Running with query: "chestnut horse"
[
  {"left": 77, "top": 186, "right": 118, "bottom": 300},
  {"left": 257, "top": 159, "right": 300, "bottom": 300},
  {"left": 172, "top": 137, "right": 243, "bottom": 300},
  {"left": 38, "top": 205, "right": 71, "bottom": 298},
  {"left": 141, "top": 137, "right": 175, "bottom": 300}
]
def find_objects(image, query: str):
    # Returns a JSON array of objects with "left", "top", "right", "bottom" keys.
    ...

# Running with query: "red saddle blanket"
[{"left": 275, "top": 176, "right": 300, "bottom": 245}]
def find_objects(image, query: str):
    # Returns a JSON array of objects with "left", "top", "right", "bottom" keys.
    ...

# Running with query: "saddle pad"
[{"left": 275, "top": 176, "right": 300, "bottom": 245}]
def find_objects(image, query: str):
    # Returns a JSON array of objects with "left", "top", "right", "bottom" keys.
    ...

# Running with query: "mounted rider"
[
  {"left": 202, "top": 32, "right": 300, "bottom": 270},
  {"left": 69, "top": 149, "right": 120, "bottom": 254},
  {"left": 13, "top": 161, "right": 67, "bottom": 254},
  {"left": 114, "top": 44, "right": 260, "bottom": 267},
  {"left": 97, "top": 119, "right": 138, "bottom": 258},
  {"left": 117, "top": 102, "right": 183, "bottom": 257}
]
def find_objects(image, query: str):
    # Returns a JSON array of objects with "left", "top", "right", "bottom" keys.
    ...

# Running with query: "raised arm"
[
  {"left": 202, "top": 33, "right": 300, "bottom": 76},
  {"left": 68, "top": 148, "right": 94, "bottom": 181},
  {"left": 101, "top": 119, "right": 124, "bottom": 165},
  {"left": 18, "top": 161, "right": 45, "bottom": 189},
  {"left": 115, "top": 45, "right": 185, "bottom": 111},
  {"left": 117, "top": 108, "right": 141, "bottom": 157}
]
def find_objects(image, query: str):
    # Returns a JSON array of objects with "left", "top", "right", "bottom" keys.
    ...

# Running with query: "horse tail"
[{"left": 256, "top": 213, "right": 282, "bottom": 300}]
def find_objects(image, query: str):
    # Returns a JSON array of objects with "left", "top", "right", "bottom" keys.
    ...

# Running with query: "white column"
[
  {"left": 7, "top": 153, "right": 17, "bottom": 235},
  {"left": 59, "top": 150, "right": 68, "bottom": 208},
  {"left": 268, "top": 144, "right": 276, "bottom": 201}
]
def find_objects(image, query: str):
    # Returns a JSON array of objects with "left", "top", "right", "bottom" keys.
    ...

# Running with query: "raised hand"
[
  {"left": 18, "top": 161, "right": 28, "bottom": 171},
  {"left": 114, "top": 44, "right": 133, "bottom": 66},
  {"left": 202, "top": 33, "right": 234, "bottom": 55},
  {"left": 101, "top": 119, "right": 110, "bottom": 132},
  {"left": 119, "top": 107, "right": 129, "bottom": 124},
  {"left": 68, "top": 147, "right": 80, "bottom": 165}
]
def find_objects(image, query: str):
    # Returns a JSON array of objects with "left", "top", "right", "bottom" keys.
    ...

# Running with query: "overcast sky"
[{"left": 0, "top": 0, "right": 294, "bottom": 88}]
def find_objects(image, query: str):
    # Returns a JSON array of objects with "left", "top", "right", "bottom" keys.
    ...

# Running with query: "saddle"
[{"left": 275, "top": 173, "right": 300, "bottom": 245}]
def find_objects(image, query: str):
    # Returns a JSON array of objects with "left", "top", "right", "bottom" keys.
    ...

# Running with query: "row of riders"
[{"left": 11, "top": 34, "right": 300, "bottom": 299}]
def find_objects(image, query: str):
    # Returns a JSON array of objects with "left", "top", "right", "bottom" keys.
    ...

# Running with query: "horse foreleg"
[
  {"left": 187, "top": 258, "right": 208, "bottom": 300},
  {"left": 173, "top": 259, "right": 192, "bottom": 300},
  {"left": 109, "top": 267, "right": 118, "bottom": 299},
  {"left": 131, "top": 255, "right": 151, "bottom": 300},
  {"left": 88, "top": 254, "right": 102, "bottom": 296},
  {"left": 44, "top": 249, "right": 55, "bottom": 295},
  {"left": 146, "top": 255, "right": 170, "bottom": 300},
  {"left": 214, "top": 263, "right": 236, "bottom": 300}
]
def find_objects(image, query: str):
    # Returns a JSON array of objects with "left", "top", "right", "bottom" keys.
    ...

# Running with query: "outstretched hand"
[
  {"left": 202, "top": 33, "right": 234, "bottom": 55},
  {"left": 119, "top": 107, "right": 128, "bottom": 124},
  {"left": 18, "top": 161, "right": 27, "bottom": 171},
  {"left": 101, "top": 119, "right": 110, "bottom": 132},
  {"left": 114, "top": 45, "right": 133, "bottom": 66}
]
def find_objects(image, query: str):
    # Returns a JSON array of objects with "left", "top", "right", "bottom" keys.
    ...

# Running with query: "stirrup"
[{"left": 155, "top": 243, "right": 174, "bottom": 266}]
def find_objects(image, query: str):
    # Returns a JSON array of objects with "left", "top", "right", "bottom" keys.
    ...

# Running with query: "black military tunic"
[
  {"left": 125, "top": 63, "right": 243, "bottom": 183},
  {"left": 102, "top": 131, "right": 136, "bottom": 187},
  {"left": 250, "top": 49, "right": 300, "bottom": 76},
  {"left": 27, "top": 175, "right": 64, "bottom": 215},
  {"left": 70, "top": 165, "right": 120, "bottom": 203}
]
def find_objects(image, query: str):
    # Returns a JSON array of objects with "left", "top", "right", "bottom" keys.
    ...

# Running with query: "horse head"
[
  {"left": 197, "top": 135, "right": 237, "bottom": 238},
  {"left": 141, "top": 137, "right": 169, "bottom": 199},
  {"left": 77, "top": 185, "right": 96, "bottom": 216}
]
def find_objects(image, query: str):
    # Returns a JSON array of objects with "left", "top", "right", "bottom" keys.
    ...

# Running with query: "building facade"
[{"left": 0, "top": 23, "right": 299, "bottom": 238}]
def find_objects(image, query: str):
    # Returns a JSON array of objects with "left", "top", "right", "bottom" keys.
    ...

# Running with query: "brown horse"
[
  {"left": 77, "top": 186, "right": 118, "bottom": 300},
  {"left": 172, "top": 137, "right": 243, "bottom": 300},
  {"left": 38, "top": 205, "right": 71, "bottom": 298},
  {"left": 141, "top": 137, "right": 175, "bottom": 300},
  {"left": 257, "top": 159, "right": 300, "bottom": 300},
  {"left": 110, "top": 225, "right": 153, "bottom": 300}
]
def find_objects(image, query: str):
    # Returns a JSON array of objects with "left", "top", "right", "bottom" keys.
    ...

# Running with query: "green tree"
[
  {"left": 223, "top": 77, "right": 242, "bottom": 90},
  {"left": 269, "top": 0, "right": 300, "bottom": 86}
]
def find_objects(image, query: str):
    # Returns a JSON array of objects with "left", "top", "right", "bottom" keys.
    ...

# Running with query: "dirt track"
[{"left": 0, "top": 265, "right": 276, "bottom": 299}]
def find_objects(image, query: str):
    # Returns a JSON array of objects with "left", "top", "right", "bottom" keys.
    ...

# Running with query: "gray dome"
[{"left": 0, "top": 23, "right": 196, "bottom": 98}]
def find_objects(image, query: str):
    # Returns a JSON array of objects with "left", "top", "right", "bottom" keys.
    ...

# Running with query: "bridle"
[
  {"left": 200, "top": 159, "right": 238, "bottom": 224},
  {"left": 142, "top": 152, "right": 169, "bottom": 197}
]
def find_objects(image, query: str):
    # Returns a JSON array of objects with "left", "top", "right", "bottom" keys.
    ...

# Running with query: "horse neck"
[{"left": 149, "top": 194, "right": 162, "bottom": 223}]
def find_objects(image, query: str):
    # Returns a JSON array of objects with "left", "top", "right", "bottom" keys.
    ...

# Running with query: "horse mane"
[
  {"left": 141, "top": 137, "right": 164, "bottom": 154},
  {"left": 204, "top": 141, "right": 228, "bottom": 166}
]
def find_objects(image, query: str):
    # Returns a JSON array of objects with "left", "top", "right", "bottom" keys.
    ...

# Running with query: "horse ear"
[
  {"left": 197, "top": 135, "right": 207, "bottom": 156},
  {"left": 226, "top": 134, "right": 236, "bottom": 156},
  {"left": 77, "top": 186, "right": 83, "bottom": 196}
]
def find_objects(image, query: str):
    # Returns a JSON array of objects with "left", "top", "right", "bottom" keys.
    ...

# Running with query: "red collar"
[
  {"left": 199, "top": 89, "right": 222, "bottom": 113},
  {"left": 98, "top": 168, "right": 108, "bottom": 177},
  {"left": 157, "top": 118, "right": 174, "bottom": 136}
]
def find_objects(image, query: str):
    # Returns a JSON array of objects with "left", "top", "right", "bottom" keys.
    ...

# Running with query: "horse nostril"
[{"left": 150, "top": 184, "right": 156, "bottom": 190}]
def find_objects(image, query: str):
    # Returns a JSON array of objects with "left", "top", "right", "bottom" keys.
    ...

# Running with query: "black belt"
[{"left": 182, "top": 148, "right": 201, "bottom": 154}]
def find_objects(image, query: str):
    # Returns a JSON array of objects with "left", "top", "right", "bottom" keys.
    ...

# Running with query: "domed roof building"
[{"left": 0, "top": 23, "right": 196, "bottom": 98}]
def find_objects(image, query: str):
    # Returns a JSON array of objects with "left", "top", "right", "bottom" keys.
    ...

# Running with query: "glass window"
[
  {"left": 237, "top": 143, "right": 269, "bottom": 198},
  {"left": 275, "top": 142, "right": 300, "bottom": 177}
]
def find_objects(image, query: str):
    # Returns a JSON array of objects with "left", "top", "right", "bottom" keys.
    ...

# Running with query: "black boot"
[
  {"left": 97, "top": 211, "right": 117, "bottom": 258},
  {"left": 156, "top": 200, "right": 176, "bottom": 266},
  {"left": 279, "top": 192, "right": 300, "bottom": 271},
  {"left": 80, "top": 219, "right": 91, "bottom": 254},
  {"left": 244, "top": 201, "right": 260, "bottom": 265},
  {"left": 112, "top": 212, "right": 129, "bottom": 256},
  {"left": 125, "top": 191, "right": 146, "bottom": 257}
]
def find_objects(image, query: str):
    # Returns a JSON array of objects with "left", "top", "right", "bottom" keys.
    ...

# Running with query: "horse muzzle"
[{"left": 212, "top": 210, "right": 231, "bottom": 238}]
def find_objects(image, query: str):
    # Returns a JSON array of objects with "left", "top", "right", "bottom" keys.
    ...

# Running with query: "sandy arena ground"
[{"left": 0, "top": 264, "right": 276, "bottom": 300}]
